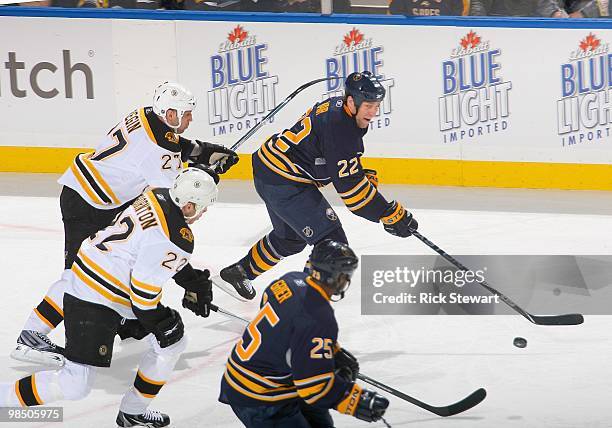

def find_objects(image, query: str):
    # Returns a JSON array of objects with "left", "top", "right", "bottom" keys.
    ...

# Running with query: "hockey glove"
[
  {"left": 380, "top": 201, "right": 418, "bottom": 238},
  {"left": 190, "top": 141, "right": 239, "bottom": 174},
  {"left": 334, "top": 347, "right": 359, "bottom": 382},
  {"left": 182, "top": 286, "right": 213, "bottom": 318},
  {"left": 336, "top": 384, "right": 389, "bottom": 423},
  {"left": 153, "top": 308, "right": 184, "bottom": 348},
  {"left": 117, "top": 318, "right": 148, "bottom": 341},
  {"left": 363, "top": 168, "right": 379, "bottom": 189}
]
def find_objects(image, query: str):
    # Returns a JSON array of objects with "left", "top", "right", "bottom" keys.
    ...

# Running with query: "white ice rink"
[{"left": 1, "top": 174, "right": 611, "bottom": 428}]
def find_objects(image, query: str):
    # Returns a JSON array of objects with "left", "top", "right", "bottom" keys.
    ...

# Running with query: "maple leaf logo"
[
  {"left": 228, "top": 25, "right": 248, "bottom": 43},
  {"left": 460, "top": 31, "right": 481, "bottom": 49},
  {"left": 343, "top": 28, "right": 364, "bottom": 47},
  {"left": 579, "top": 33, "right": 600, "bottom": 52}
]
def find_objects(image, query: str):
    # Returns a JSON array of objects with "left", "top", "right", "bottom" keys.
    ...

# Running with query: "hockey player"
[
  {"left": 218, "top": 71, "right": 418, "bottom": 300},
  {"left": 219, "top": 239, "right": 389, "bottom": 427},
  {"left": 12, "top": 81, "right": 238, "bottom": 366},
  {"left": 0, "top": 167, "right": 217, "bottom": 428}
]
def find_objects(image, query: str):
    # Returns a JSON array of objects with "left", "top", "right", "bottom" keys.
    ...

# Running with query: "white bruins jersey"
[
  {"left": 59, "top": 107, "right": 185, "bottom": 210},
  {"left": 66, "top": 188, "right": 194, "bottom": 319}
]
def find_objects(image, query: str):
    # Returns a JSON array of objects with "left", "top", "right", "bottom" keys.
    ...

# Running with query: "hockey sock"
[
  {"left": 24, "top": 271, "right": 70, "bottom": 333},
  {"left": 119, "top": 335, "right": 187, "bottom": 415},
  {"left": 240, "top": 235, "right": 284, "bottom": 280}
]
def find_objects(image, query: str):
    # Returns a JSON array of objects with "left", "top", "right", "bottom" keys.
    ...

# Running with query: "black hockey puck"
[{"left": 513, "top": 337, "right": 527, "bottom": 348}]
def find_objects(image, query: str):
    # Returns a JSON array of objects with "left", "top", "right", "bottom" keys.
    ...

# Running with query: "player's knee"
[{"left": 59, "top": 361, "right": 95, "bottom": 401}]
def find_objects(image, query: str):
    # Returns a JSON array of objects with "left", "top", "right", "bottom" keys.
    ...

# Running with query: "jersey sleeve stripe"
[
  {"left": 74, "top": 255, "right": 130, "bottom": 300},
  {"left": 69, "top": 162, "right": 104, "bottom": 206},
  {"left": 82, "top": 155, "right": 120, "bottom": 205},
  {"left": 78, "top": 250, "right": 130, "bottom": 295},
  {"left": 145, "top": 192, "right": 170, "bottom": 239},
  {"left": 338, "top": 176, "right": 369, "bottom": 198},
  {"left": 347, "top": 186, "right": 377, "bottom": 212},
  {"left": 131, "top": 277, "right": 162, "bottom": 293},
  {"left": 130, "top": 289, "right": 162, "bottom": 308},
  {"left": 268, "top": 142, "right": 300, "bottom": 174},
  {"left": 257, "top": 144, "right": 314, "bottom": 184},
  {"left": 130, "top": 283, "right": 159, "bottom": 300},
  {"left": 139, "top": 108, "right": 158, "bottom": 145},
  {"left": 342, "top": 181, "right": 373, "bottom": 206},
  {"left": 293, "top": 372, "right": 335, "bottom": 404}
]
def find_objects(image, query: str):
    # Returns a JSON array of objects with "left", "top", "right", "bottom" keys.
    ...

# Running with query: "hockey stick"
[
  {"left": 210, "top": 303, "right": 251, "bottom": 324},
  {"left": 228, "top": 77, "right": 338, "bottom": 153},
  {"left": 211, "top": 77, "right": 338, "bottom": 171},
  {"left": 357, "top": 373, "right": 486, "bottom": 417},
  {"left": 412, "top": 231, "right": 584, "bottom": 326}
]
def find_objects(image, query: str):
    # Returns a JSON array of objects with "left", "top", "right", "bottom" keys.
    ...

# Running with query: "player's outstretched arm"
[{"left": 181, "top": 139, "right": 239, "bottom": 174}]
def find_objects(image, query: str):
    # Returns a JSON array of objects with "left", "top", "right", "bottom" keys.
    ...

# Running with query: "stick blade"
[
  {"left": 532, "top": 313, "right": 584, "bottom": 326},
  {"left": 435, "top": 388, "right": 487, "bottom": 417}
]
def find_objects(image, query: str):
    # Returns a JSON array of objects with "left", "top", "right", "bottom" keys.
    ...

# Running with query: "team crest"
[
  {"left": 165, "top": 132, "right": 179, "bottom": 144},
  {"left": 302, "top": 226, "right": 314, "bottom": 238},
  {"left": 180, "top": 227, "right": 194, "bottom": 243},
  {"left": 99, "top": 345, "right": 108, "bottom": 356},
  {"left": 326, "top": 208, "right": 338, "bottom": 221}
]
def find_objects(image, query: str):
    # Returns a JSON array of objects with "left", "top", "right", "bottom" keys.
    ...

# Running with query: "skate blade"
[
  {"left": 10, "top": 345, "right": 65, "bottom": 367},
  {"left": 211, "top": 275, "right": 250, "bottom": 303}
]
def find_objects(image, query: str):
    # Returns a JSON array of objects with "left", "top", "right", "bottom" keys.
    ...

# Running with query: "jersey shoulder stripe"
[
  {"left": 141, "top": 107, "right": 182, "bottom": 153},
  {"left": 147, "top": 188, "right": 194, "bottom": 254}
]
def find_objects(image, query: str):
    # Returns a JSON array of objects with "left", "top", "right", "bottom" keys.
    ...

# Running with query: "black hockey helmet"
[
  {"left": 344, "top": 71, "right": 385, "bottom": 108},
  {"left": 308, "top": 240, "right": 358, "bottom": 301}
]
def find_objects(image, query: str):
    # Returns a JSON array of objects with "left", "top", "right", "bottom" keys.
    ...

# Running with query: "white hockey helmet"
[
  {"left": 170, "top": 167, "right": 218, "bottom": 219},
  {"left": 152, "top": 81, "right": 196, "bottom": 127}
]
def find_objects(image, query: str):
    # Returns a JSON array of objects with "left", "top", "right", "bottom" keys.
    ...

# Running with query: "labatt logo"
[
  {"left": 208, "top": 25, "right": 279, "bottom": 136},
  {"left": 558, "top": 33, "right": 611, "bottom": 147},
  {"left": 323, "top": 28, "right": 394, "bottom": 130},
  {"left": 439, "top": 31, "right": 512, "bottom": 143}
]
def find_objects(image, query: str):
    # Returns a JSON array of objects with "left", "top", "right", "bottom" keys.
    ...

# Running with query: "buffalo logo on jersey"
[
  {"left": 180, "top": 227, "right": 194, "bottom": 243},
  {"left": 165, "top": 132, "right": 179, "bottom": 144}
]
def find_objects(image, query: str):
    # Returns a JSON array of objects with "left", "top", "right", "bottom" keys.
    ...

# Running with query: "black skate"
[
  {"left": 11, "top": 330, "right": 65, "bottom": 367},
  {"left": 116, "top": 409, "right": 170, "bottom": 427},
  {"left": 214, "top": 264, "right": 256, "bottom": 301}
]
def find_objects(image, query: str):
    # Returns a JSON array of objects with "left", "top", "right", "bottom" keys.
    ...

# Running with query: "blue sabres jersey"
[
  {"left": 253, "top": 97, "right": 390, "bottom": 222},
  {"left": 219, "top": 271, "right": 352, "bottom": 408}
]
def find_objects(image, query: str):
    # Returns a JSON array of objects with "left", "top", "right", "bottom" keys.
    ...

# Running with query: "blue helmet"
[
  {"left": 344, "top": 71, "right": 385, "bottom": 108},
  {"left": 308, "top": 240, "right": 358, "bottom": 300}
]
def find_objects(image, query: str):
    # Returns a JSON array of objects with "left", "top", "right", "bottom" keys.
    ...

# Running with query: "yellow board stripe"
[
  {"left": 146, "top": 192, "right": 170, "bottom": 239},
  {"left": 4, "top": 147, "right": 612, "bottom": 191}
]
